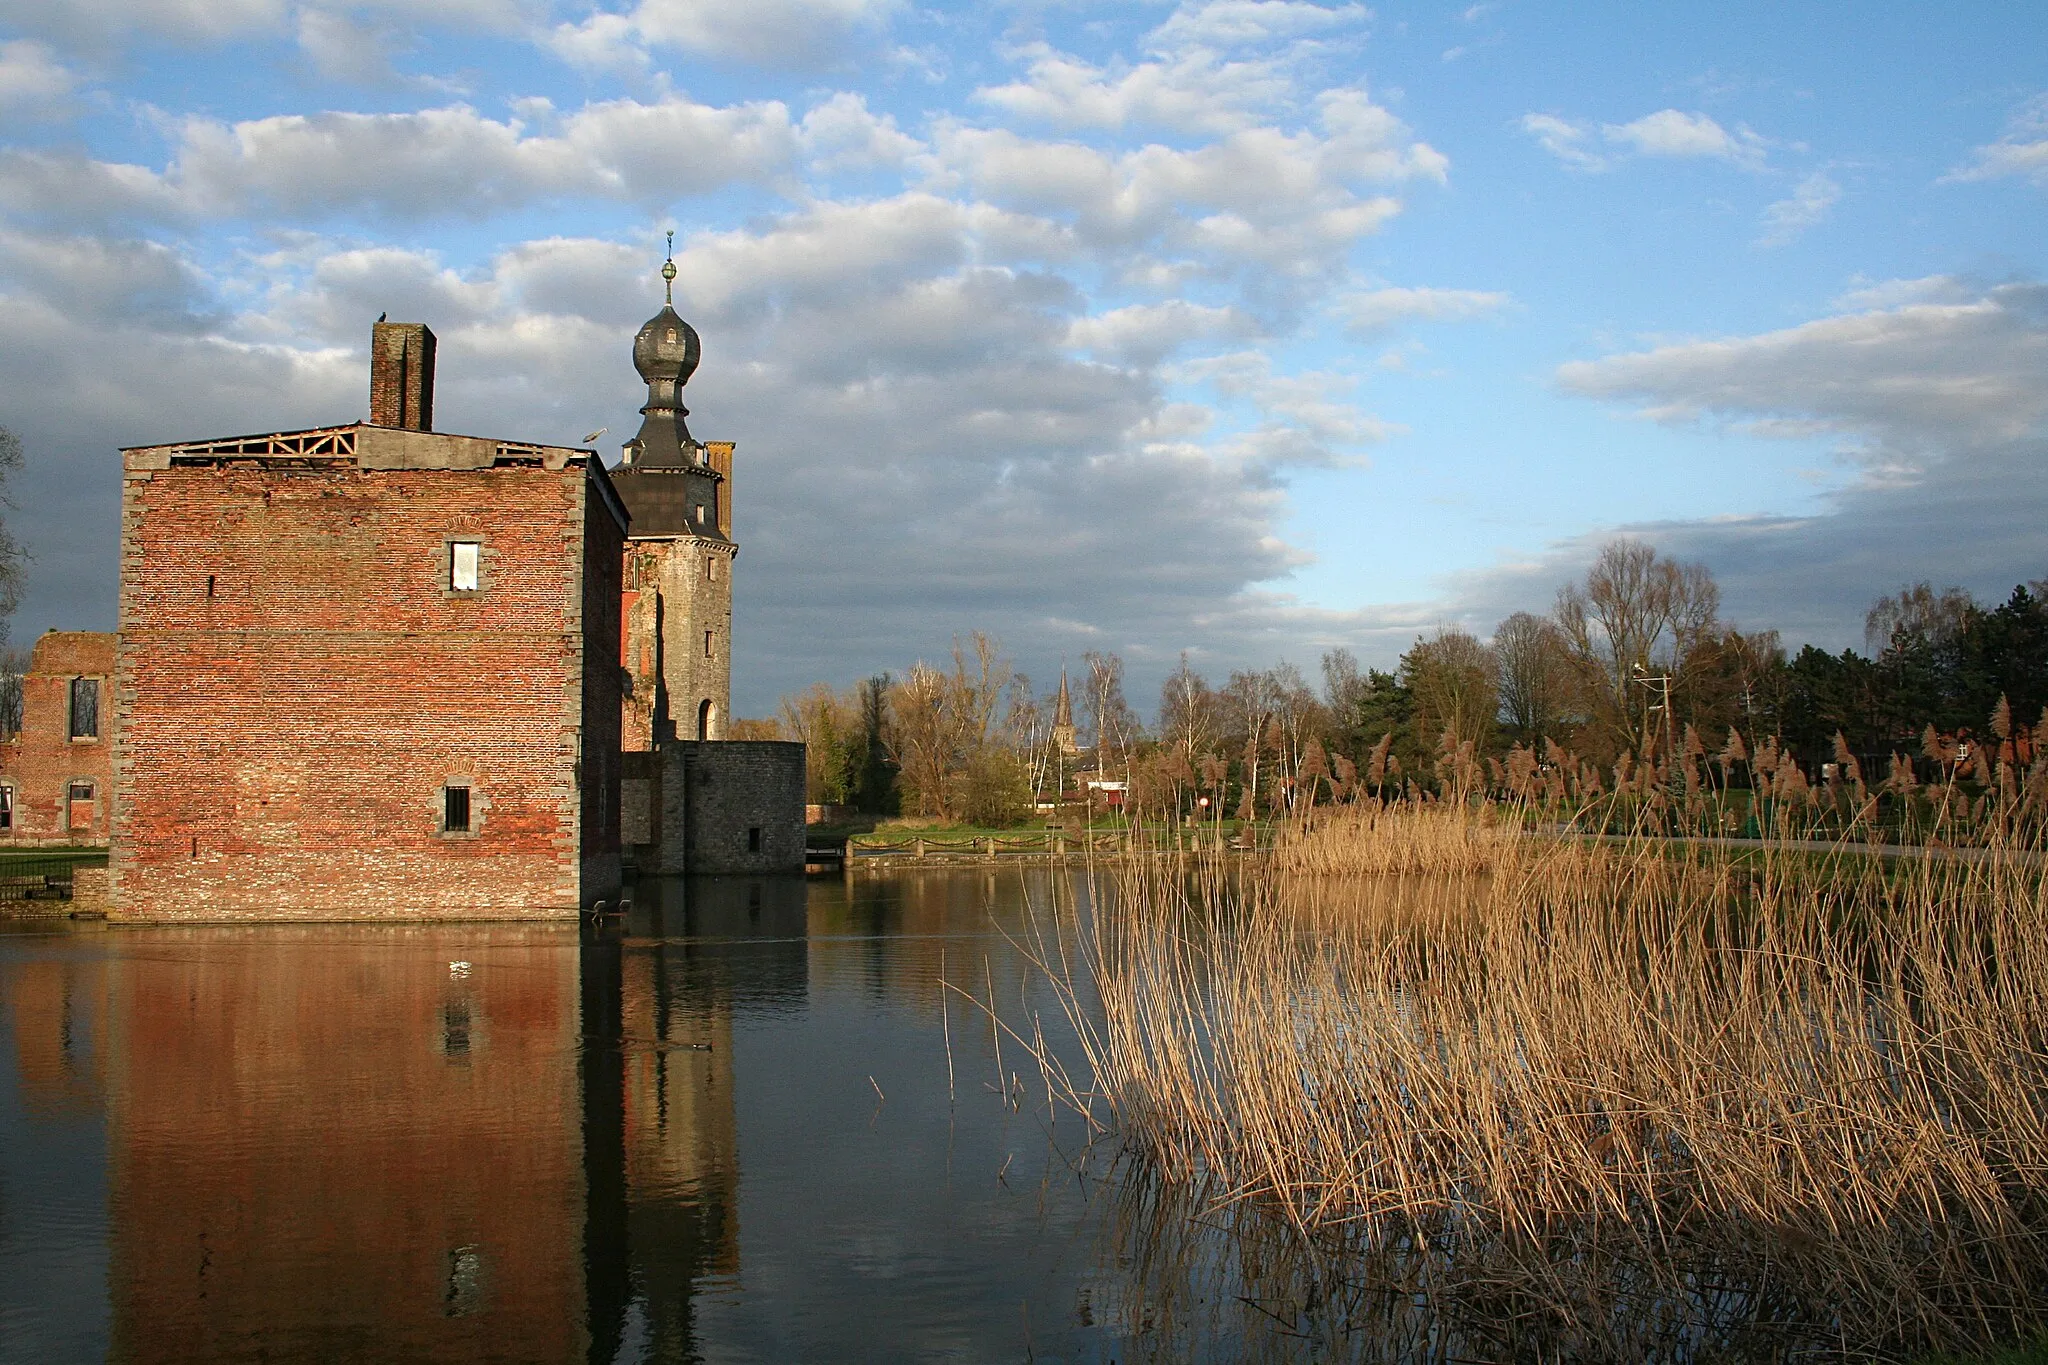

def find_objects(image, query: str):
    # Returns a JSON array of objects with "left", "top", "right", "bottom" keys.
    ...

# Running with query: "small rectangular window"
[
  {"left": 694, "top": 504, "right": 708, "bottom": 526},
  {"left": 747, "top": 826, "right": 762, "bottom": 853},
  {"left": 706, "top": 556, "right": 716, "bottom": 582},
  {"left": 0, "top": 788, "right": 12, "bottom": 830},
  {"left": 444, "top": 786, "right": 471, "bottom": 833},
  {"left": 67, "top": 783, "right": 93, "bottom": 832},
  {"left": 68, "top": 678, "right": 99, "bottom": 740},
  {"left": 704, "top": 630, "right": 714, "bottom": 659},
  {"left": 450, "top": 541, "right": 481, "bottom": 592}
]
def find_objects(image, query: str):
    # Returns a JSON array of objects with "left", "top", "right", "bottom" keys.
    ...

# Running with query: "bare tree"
[
  {"left": 780, "top": 681, "right": 860, "bottom": 802},
  {"left": 1220, "top": 668, "right": 1283, "bottom": 811},
  {"left": 1082, "top": 650, "right": 1139, "bottom": 776},
  {"left": 0, "top": 428, "right": 23, "bottom": 644},
  {"left": 1493, "top": 611, "right": 1570, "bottom": 745},
  {"left": 1158, "top": 654, "right": 1218, "bottom": 769},
  {"left": 1267, "top": 662, "right": 1322, "bottom": 786},
  {"left": 1865, "top": 582, "right": 1974, "bottom": 653},
  {"left": 1553, "top": 540, "right": 1720, "bottom": 756}
]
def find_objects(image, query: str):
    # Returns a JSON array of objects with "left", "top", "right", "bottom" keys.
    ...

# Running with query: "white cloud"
[
  {"left": 1065, "top": 299, "right": 1256, "bottom": 364},
  {"left": 1337, "top": 284, "right": 1507, "bottom": 334},
  {"left": 973, "top": 43, "right": 1296, "bottom": 136},
  {"left": 547, "top": 0, "right": 896, "bottom": 71},
  {"left": 1522, "top": 107, "right": 1769, "bottom": 171},
  {"left": 1517, "top": 113, "right": 1604, "bottom": 171},
  {"left": 1437, "top": 280, "right": 2048, "bottom": 656},
  {"left": 1557, "top": 280, "right": 2048, "bottom": 482},
  {"left": 0, "top": 40, "right": 76, "bottom": 112},
  {"left": 799, "top": 93, "right": 921, "bottom": 172},
  {"left": 1148, "top": 0, "right": 1370, "bottom": 52},
  {"left": 1945, "top": 93, "right": 2048, "bottom": 188},
  {"left": 1, "top": 96, "right": 805, "bottom": 222},
  {"left": 0, "top": 0, "right": 536, "bottom": 52},
  {"left": 1757, "top": 171, "right": 1840, "bottom": 246},
  {"left": 1602, "top": 109, "right": 1766, "bottom": 168},
  {"left": 931, "top": 87, "right": 1437, "bottom": 287}
]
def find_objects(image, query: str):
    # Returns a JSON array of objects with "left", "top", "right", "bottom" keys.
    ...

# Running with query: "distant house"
[{"left": 0, "top": 630, "right": 116, "bottom": 845}]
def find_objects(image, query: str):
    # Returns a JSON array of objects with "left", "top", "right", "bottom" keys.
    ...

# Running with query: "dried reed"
[{"left": 1045, "top": 805, "right": 2048, "bottom": 1361}]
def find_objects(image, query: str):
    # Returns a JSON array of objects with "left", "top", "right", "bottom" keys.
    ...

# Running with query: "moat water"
[{"left": 0, "top": 868, "right": 1224, "bottom": 1365}]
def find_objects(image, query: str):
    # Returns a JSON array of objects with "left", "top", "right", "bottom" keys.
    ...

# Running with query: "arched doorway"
[{"left": 697, "top": 699, "right": 714, "bottom": 740}]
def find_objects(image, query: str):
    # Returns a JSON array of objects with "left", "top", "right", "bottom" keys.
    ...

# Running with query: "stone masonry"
[{"left": 657, "top": 741, "right": 805, "bottom": 875}]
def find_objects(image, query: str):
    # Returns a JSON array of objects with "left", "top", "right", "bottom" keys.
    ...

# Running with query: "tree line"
[{"left": 746, "top": 539, "right": 2048, "bottom": 828}]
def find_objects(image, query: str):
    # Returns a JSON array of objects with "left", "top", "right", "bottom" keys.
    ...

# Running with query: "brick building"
[
  {"left": 0, "top": 630, "right": 116, "bottom": 845},
  {"left": 109, "top": 321, "right": 627, "bottom": 921}
]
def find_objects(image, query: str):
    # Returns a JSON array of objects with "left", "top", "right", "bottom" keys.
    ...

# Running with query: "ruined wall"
[
  {"left": 620, "top": 535, "right": 733, "bottom": 750},
  {"left": 657, "top": 741, "right": 806, "bottom": 876},
  {"left": 0, "top": 631, "right": 116, "bottom": 845},
  {"left": 113, "top": 458, "right": 606, "bottom": 921}
]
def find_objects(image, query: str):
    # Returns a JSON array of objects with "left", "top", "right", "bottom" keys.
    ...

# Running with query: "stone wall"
[
  {"left": 657, "top": 741, "right": 805, "bottom": 875},
  {"left": 112, "top": 456, "right": 619, "bottom": 922},
  {"left": 620, "top": 534, "right": 734, "bottom": 749},
  {"left": 0, "top": 631, "right": 116, "bottom": 845}
]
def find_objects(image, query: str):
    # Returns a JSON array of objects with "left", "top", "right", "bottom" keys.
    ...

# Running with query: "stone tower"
[{"left": 611, "top": 246, "right": 735, "bottom": 748}]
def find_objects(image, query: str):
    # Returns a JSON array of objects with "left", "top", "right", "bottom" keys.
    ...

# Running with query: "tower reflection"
[{"left": 582, "top": 875, "right": 807, "bottom": 1363}]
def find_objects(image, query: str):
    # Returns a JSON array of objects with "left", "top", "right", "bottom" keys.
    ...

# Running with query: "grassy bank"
[{"left": 1036, "top": 801, "right": 2048, "bottom": 1361}]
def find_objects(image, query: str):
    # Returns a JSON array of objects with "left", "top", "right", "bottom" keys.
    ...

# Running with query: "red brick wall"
[
  {"left": 113, "top": 459, "right": 610, "bottom": 921},
  {"left": 0, "top": 631, "right": 116, "bottom": 845}
]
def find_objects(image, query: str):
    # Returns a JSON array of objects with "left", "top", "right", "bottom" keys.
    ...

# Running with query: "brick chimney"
[{"left": 369, "top": 321, "right": 436, "bottom": 430}]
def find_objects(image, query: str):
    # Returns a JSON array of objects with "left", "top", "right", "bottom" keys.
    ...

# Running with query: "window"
[
  {"left": 444, "top": 785, "right": 471, "bottom": 833},
  {"left": 67, "top": 782, "right": 94, "bottom": 831},
  {"left": 703, "top": 630, "right": 714, "bottom": 659},
  {"left": 68, "top": 678, "right": 98, "bottom": 740},
  {"left": 706, "top": 556, "right": 717, "bottom": 582},
  {"left": 450, "top": 541, "right": 481, "bottom": 592},
  {"left": 0, "top": 787, "right": 12, "bottom": 830},
  {"left": 205, "top": 574, "right": 216, "bottom": 598},
  {"left": 694, "top": 504, "right": 708, "bottom": 526},
  {"left": 747, "top": 826, "right": 762, "bottom": 853}
]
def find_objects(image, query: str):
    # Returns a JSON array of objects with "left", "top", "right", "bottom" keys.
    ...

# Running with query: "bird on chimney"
[{"left": 377, "top": 311, "right": 387, "bottom": 322}]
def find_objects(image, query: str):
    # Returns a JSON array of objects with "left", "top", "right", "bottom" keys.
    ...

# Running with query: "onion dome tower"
[
  {"left": 612, "top": 233, "right": 727, "bottom": 543},
  {"left": 613, "top": 234, "right": 737, "bottom": 750}
]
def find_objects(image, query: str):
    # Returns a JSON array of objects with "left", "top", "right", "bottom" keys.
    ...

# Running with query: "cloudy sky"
[{"left": 0, "top": 0, "right": 2042, "bottom": 716}]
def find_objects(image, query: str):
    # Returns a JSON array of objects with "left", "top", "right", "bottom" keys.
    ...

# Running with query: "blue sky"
[{"left": 0, "top": 0, "right": 2042, "bottom": 716}]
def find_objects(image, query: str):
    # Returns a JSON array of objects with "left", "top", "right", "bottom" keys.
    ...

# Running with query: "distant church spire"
[{"left": 1052, "top": 668, "right": 1078, "bottom": 757}]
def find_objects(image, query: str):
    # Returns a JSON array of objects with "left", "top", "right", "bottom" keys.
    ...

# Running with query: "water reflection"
[{"left": 0, "top": 871, "right": 1154, "bottom": 1365}]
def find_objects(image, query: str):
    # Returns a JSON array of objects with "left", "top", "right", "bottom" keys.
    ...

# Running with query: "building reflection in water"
[
  {"left": 6, "top": 943, "right": 107, "bottom": 1118},
  {"left": 0, "top": 881, "right": 799, "bottom": 1365},
  {"left": 1, "top": 869, "right": 1099, "bottom": 1363},
  {"left": 583, "top": 875, "right": 806, "bottom": 1364}
]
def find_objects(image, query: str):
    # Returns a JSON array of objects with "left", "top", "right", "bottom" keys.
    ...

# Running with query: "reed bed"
[
  {"left": 1047, "top": 807, "right": 2048, "bottom": 1361},
  {"left": 1269, "top": 798, "right": 1524, "bottom": 877}
]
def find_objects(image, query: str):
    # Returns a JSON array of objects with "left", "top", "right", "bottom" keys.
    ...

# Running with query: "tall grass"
[{"left": 1048, "top": 805, "right": 2048, "bottom": 1361}]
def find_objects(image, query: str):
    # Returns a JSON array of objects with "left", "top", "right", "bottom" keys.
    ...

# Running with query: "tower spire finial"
[{"left": 661, "top": 230, "right": 677, "bottom": 305}]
